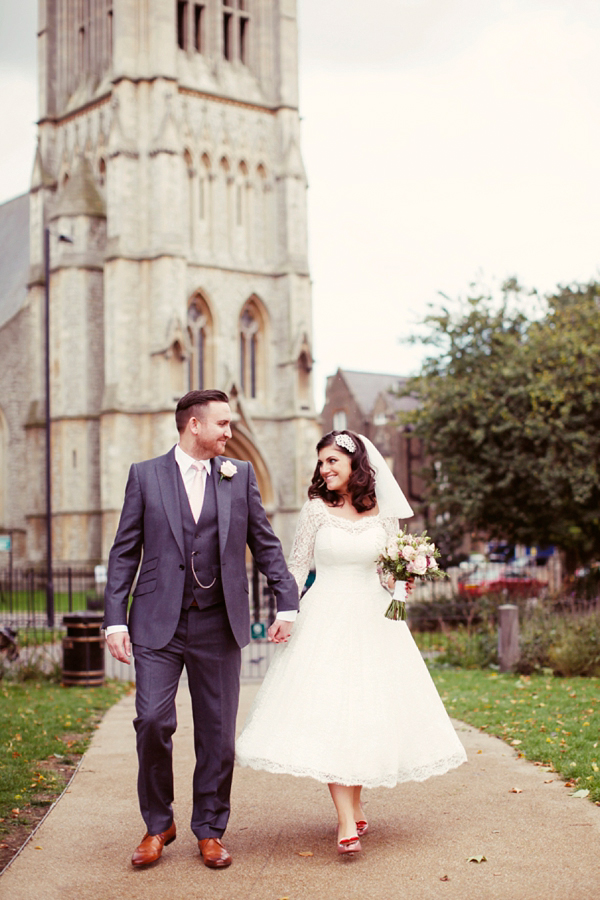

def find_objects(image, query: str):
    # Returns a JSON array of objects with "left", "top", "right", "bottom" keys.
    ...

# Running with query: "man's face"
[{"left": 192, "top": 402, "right": 233, "bottom": 458}]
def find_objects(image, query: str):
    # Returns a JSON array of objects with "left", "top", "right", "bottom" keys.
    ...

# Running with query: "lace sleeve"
[
  {"left": 379, "top": 516, "right": 400, "bottom": 590},
  {"left": 288, "top": 501, "right": 319, "bottom": 593},
  {"left": 382, "top": 516, "right": 400, "bottom": 543}
]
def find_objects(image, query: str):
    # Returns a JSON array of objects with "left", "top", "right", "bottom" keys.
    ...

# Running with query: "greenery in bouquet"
[{"left": 377, "top": 527, "right": 448, "bottom": 621}]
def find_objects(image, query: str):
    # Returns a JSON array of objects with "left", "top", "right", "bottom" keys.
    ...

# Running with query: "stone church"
[{"left": 0, "top": 0, "right": 318, "bottom": 567}]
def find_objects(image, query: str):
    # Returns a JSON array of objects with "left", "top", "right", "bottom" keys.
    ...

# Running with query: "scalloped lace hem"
[{"left": 235, "top": 751, "right": 467, "bottom": 788}]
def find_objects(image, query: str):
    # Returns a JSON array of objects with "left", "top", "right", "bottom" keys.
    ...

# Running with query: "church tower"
[{"left": 26, "top": 0, "right": 317, "bottom": 564}]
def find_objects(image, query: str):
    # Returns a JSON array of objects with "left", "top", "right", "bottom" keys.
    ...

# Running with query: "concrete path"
[{"left": 2, "top": 680, "right": 600, "bottom": 900}]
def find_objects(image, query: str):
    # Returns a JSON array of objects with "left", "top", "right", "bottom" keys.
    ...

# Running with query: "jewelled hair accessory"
[{"left": 335, "top": 433, "right": 356, "bottom": 453}]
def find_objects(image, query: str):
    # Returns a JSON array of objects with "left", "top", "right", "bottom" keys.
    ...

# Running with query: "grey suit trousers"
[{"left": 133, "top": 602, "right": 241, "bottom": 839}]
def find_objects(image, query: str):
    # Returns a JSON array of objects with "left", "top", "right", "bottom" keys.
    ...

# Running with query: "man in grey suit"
[{"left": 104, "top": 389, "right": 298, "bottom": 869}]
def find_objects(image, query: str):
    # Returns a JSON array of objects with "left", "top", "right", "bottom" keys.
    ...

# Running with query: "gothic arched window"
[
  {"left": 187, "top": 293, "right": 214, "bottom": 390},
  {"left": 239, "top": 296, "right": 266, "bottom": 399}
]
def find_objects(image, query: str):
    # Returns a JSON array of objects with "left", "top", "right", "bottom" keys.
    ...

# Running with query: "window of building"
[
  {"left": 194, "top": 3, "right": 205, "bottom": 52},
  {"left": 177, "top": 1, "right": 188, "bottom": 49},
  {"left": 333, "top": 410, "right": 347, "bottom": 431},
  {"left": 187, "top": 293, "right": 214, "bottom": 390},
  {"left": 222, "top": 0, "right": 250, "bottom": 63},
  {"left": 239, "top": 296, "right": 265, "bottom": 399},
  {"left": 177, "top": 1, "right": 205, "bottom": 53}
]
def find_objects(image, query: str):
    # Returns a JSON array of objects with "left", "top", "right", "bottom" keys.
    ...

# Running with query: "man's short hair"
[{"left": 175, "top": 389, "right": 229, "bottom": 433}]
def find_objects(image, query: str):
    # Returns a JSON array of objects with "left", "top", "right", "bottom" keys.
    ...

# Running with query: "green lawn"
[
  {"left": 0, "top": 681, "right": 130, "bottom": 831},
  {"left": 429, "top": 665, "right": 600, "bottom": 802}
]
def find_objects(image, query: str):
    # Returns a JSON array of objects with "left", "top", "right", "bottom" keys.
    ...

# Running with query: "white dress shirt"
[{"left": 105, "top": 445, "right": 296, "bottom": 634}]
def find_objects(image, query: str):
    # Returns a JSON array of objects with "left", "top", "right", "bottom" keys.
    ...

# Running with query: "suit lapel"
[
  {"left": 157, "top": 447, "right": 185, "bottom": 558},
  {"left": 213, "top": 456, "right": 232, "bottom": 555}
]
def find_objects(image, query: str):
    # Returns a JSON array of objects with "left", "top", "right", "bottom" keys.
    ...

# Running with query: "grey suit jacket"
[{"left": 103, "top": 447, "right": 298, "bottom": 649}]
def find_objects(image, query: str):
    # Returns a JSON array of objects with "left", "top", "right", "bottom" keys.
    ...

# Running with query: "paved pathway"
[{"left": 2, "top": 680, "right": 600, "bottom": 900}]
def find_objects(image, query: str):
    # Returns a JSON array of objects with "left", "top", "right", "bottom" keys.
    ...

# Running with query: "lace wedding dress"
[{"left": 236, "top": 499, "right": 467, "bottom": 787}]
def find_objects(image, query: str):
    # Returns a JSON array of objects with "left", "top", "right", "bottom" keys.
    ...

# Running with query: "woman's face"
[{"left": 318, "top": 446, "right": 353, "bottom": 495}]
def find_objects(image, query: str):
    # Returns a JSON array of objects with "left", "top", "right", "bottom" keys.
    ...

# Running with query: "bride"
[{"left": 236, "top": 430, "right": 467, "bottom": 856}]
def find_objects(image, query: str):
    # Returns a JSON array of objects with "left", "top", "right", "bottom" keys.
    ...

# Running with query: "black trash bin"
[{"left": 62, "top": 612, "right": 105, "bottom": 687}]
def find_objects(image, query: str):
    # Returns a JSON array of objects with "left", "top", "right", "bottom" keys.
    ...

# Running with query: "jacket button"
[{"left": 179, "top": 564, "right": 185, "bottom": 570}]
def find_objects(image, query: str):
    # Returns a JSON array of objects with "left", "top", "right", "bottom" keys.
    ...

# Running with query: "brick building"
[{"left": 321, "top": 369, "right": 426, "bottom": 530}]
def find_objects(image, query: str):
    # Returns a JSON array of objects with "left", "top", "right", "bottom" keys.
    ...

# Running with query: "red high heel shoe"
[
  {"left": 337, "top": 836, "right": 362, "bottom": 856},
  {"left": 356, "top": 820, "right": 369, "bottom": 837}
]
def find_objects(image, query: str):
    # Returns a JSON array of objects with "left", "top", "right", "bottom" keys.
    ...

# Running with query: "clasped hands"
[{"left": 107, "top": 620, "right": 292, "bottom": 659}]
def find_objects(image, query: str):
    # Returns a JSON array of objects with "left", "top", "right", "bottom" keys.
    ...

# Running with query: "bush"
[{"left": 435, "top": 626, "right": 499, "bottom": 669}]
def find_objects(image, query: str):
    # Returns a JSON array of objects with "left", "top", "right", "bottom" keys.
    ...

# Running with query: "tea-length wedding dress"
[{"left": 236, "top": 497, "right": 467, "bottom": 787}]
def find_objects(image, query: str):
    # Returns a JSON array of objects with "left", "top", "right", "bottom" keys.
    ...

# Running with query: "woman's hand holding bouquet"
[{"left": 377, "top": 527, "right": 447, "bottom": 621}]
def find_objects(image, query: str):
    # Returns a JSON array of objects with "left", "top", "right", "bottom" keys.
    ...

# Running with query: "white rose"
[
  {"left": 219, "top": 460, "right": 238, "bottom": 479},
  {"left": 408, "top": 554, "right": 428, "bottom": 575},
  {"left": 402, "top": 545, "right": 417, "bottom": 561},
  {"left": 386, "top": 541, "right": 400, "bottom": 560},
  {"left": 427, "top": 557, "right": 438, "bottom": 570}
]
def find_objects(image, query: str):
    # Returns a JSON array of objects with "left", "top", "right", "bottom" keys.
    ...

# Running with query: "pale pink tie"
[{"left": 189, "top": 462, "right": 205, "bottom": 522}]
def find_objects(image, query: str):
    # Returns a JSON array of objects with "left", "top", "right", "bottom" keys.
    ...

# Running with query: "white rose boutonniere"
[{"left": 219, "top": 460, "right": 238, "bottom": 483}]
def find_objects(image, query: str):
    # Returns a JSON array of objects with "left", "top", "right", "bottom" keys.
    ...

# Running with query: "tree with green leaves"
[{"left": 400, "top": 281, "right": 600, "bottom": 572}]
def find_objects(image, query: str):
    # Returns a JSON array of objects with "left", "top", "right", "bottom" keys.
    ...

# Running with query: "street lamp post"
[{"left": 44, "top": 226, "right": 73, "bottom": 628}]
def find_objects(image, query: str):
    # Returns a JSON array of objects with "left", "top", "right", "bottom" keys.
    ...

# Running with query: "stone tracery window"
[
  {"left": 239, "top": 296, "right": 265, "bottom": 399},
  {"left": 187, "top": 293, "right": 214, "bottom": 390}
]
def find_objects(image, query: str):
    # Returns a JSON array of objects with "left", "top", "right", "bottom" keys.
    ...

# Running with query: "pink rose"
[
  {"left": 402, "top": 545, "right": 417, "bottom": 561},
  {"left": 386, "top": 541, "right": 400, "bottom": 560},
  {"left": 408, "top": 554, "right": 428, "bottom": 576}
]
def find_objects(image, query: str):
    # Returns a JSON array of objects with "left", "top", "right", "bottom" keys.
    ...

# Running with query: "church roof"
[
  {"left": 0, "top": 193, "right": 30, "bottom": 329},
  {"left": 334, "top": 369, "right": 418, "bottom": 415}
]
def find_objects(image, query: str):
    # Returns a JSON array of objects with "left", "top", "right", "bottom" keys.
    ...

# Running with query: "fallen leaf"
[
  {"left": 467, "top": 855, "right": 487, "bottom": 863},
  {"left": 571, "top": 789, "right": 590, "bottom": 799},
  {"left": 440, "top": 875, "right": 450, "bottom": 881},
  {"left": 35, "top": 846, "right": 43, "bottom": 850},
  {"left": 297, "top": 851, "right": 313, "bottom": 857},
  {"left": 509, "top": 787, "right": 523, "bottom": 793},
  {"left": 477, "top": 749, "right": 482, "bottom": 754},
  {"left": 511, "top": 739, "right": 522, "bottom": 746},
  {"left": 544, "top": 779, "right": 554, "bottom": 784}
]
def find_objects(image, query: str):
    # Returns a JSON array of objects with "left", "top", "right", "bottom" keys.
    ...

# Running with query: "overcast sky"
[{"left": 2, "top": 0, "right": 600, "bottom": 405}]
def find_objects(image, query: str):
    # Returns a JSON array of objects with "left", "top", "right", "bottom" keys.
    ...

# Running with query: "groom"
[{"left": 104, "top": 389, "right": 298, "bottom": 869}]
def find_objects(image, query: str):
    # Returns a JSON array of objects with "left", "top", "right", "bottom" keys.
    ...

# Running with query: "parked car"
[{"left": 458, "top": 566, "right": 545, "bottom": 598}]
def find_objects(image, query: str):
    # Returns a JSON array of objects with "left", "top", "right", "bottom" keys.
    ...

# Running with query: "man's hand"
[
  {"left": 106, "top": 631, "right": 132, "bottom": 664},
  {"left": 267, "top": 619, "right": 293, "bottom": 643}
]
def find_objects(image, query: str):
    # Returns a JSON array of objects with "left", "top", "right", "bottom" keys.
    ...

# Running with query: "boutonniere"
[{"left": 219, "top": 460, "right": 237, "bottom": 483}]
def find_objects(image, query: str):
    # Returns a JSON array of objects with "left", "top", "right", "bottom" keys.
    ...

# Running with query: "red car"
[{"left": 458, "top": 568, "right": 546, "bottom": 598}]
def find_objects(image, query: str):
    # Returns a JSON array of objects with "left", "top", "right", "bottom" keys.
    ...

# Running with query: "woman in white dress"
[{"left": 236, "top": 431, "right": 467, "bottom": 856}]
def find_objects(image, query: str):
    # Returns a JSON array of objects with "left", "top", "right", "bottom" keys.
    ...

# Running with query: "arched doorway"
[{"left": 225, "top": 427, "right": 274, "bottom": 513}]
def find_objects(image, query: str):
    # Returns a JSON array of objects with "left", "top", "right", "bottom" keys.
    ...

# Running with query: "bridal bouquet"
[{"left": 377, "top": 527, "right": 448, "bottom": 621}]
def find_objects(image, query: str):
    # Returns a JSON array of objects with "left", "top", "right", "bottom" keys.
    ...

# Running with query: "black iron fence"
[{"left": 0, "top": 561, "right": 276, "bottom": 635}]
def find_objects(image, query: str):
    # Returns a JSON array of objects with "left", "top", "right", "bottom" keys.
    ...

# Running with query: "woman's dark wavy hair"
[{"left": 308, "top": 431, "right": 377, "bottom": 513}]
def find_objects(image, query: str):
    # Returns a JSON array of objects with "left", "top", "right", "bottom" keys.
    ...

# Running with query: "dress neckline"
[{"left": 316, "top": 497, "right": 381, "bottom": 530}]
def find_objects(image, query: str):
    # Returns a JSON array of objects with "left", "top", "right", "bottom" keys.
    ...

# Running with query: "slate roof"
[
  {"left": 0, "top": 193, "right": 30, "bottom": 329},
  {"left": 336, "top": 369, "right": 419, "bottom": 414}
]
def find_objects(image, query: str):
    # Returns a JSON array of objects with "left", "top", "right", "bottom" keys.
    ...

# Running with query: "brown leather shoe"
[
  {"left": 131, "top": 821, "right": 176, "bottom": 867},
  {"left": 198, "top": 837, "right": 232, "bottom": 868}
]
